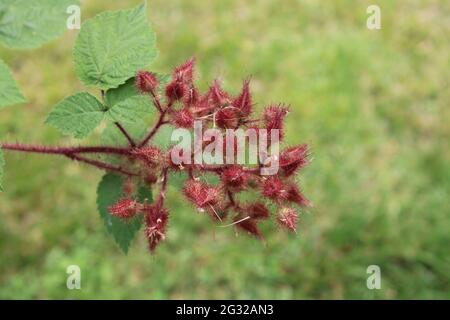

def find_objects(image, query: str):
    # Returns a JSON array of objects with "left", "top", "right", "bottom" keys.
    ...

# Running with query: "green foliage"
[
  {"left": 73, "top": 2, "right": 157, "bottom": 90},
  {"left": 105, "top": 74, "right": 170, "bottom": 108},
  {"left": 0, "top": 0, "right": 78, "bottom": 49},
  {"left": 96, "top": 173, "right": 152, "bottom": 254},
  {"left": 0, "top": 59, "right": 25, "bottom": 109},
  {"left": 107, "top": 95, "right": 154, "bottom": 124},
  {"left": 45, "top": 92, "right": 105, "bottom": 138},
  {"left": 0, "top": 147, "right": 4, "bottom": 191},
  {"left": 105, "top": 77, "right": 142, "bottom": 108}
]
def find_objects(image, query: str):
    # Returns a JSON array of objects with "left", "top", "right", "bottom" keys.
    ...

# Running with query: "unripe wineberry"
[
  {"left": 277, "top": 207, "right": 298, "bottom": 232},
  {"left": 136, "top": 71, "right": 158, "bottom": 94},
  {"left": 108, "top": 198, "right": 140, "bottom": 219}
]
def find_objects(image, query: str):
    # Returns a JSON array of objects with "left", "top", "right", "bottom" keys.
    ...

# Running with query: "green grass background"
[{"left": 0, "top": 0, "right": 449, "bottom": 299}]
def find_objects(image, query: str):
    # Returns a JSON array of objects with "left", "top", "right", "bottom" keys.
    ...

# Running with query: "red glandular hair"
[{"left": 144, "top": 205, "right": 169, "bottom": 252}]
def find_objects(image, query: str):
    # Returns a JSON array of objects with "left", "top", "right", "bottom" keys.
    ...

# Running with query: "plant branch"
[
  {"left": 1, "top": 143, "right": 131, "bottom": 156},
  {"left": 150, "top": 90, "right": 163, "bottom": 113},
  {"left": 67, "top": 154, "right": 138, "bottom": 176},
  {"left": 114, "top": 122, "right": 136, "bottom": 147},
  {"left": 138, "top": 110, "right": 168, "bottom": 148}
]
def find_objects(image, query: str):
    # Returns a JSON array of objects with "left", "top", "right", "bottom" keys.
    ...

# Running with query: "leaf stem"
[
  {"left": 114, "top": 122, "right": 136, "bottom": 147},
  {"left": 138, "top": 110, "right": 168, "bottom": 148}
]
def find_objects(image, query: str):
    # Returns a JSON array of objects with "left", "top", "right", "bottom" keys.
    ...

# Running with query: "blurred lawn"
[{"left": 0, "top": 0, "right": 449, "bottom": 299}]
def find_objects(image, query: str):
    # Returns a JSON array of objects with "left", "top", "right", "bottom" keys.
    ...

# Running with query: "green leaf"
[
  {"left": 74, "top": 2, "right": 157, "bottom": 90},
  {"left": 0, "top": 0, "right": 79, "bottom": 49},
  {"left": 104, "top": 73, "right": 169, "bottom": 108},
  {"left": 104, "top": 77, "right": 141, "bottom": 108},
  {"left": 45, "top": 92, "right": 105, "bottom": 138},
  {"left": 157, "top": 73, "right": 171, "bottom": 87},
  {"left": 97, "top": 173, "right": 152, "bottom": 254},
  {"left": 0, "top": 59, "right": 26, "bottom": 109},
  {"left": 0, "top": 147, "right": 5, "bottom": 192},
  {"left": 107, "top": 95, "right": 154, "bottom": 124}
]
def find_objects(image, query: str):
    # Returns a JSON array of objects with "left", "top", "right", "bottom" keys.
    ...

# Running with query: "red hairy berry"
[
  {"left": 173, "top": 57, "right": 195, "bottom": 84},
  {"left": 171, "top": 108, "right": 194, "bottom": 128},
  {"left": 136, "top": 71, "right": 158, "bottom": 94},
  {"left": 245, "top": 202, "right": 270, "bottom": 220},
  {"left": 183, "top": 180, "right": 221, "bottom": 209},
  {"left": 286, "top": 184, "right": 311, "bottom": 207},
  {"left": 184, "top": 86, "right": 199, "bottom": 106},
  {"left": 279, "top": 145, "right": 309, "bottom": 177},
  {"left": 261, "top": 176, "right": 288, "bottom": 201},
  {"left": 144, "top": 205, "right": 169, "bottom": 252},
  {"left": 234, "top": 216, "right": 263, "bottom": 239},
  {"left": 221, "top": 165, "right": 248, "bottom": 190},
  {"left": 216, "top": 108, "right": 239, "bottom": 129},
  {"left": 264, "top": 104, "right": 289, "bottom": 129},
  {"left": 277, "top": 207, "right": 298, "bottom": 232},
  {"left": 263, "top": 104, "right": 289, "bottom": 139},
  {"left": 232, "top": 78, "right": 252, "bottom": 117},
  {"left": 165, "top": 80, "right": 186, "bottom": 102},
  {"left": 208, "top": 80, "right": 230, "bottom": 106},
  {"left": 131, "top": 146, "right": 162, "bottom": 168},
  {"left": 108, "top": 198, "right": 140, "bottom": 219}
]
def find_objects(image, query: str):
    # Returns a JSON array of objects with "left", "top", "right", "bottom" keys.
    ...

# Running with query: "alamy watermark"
[
  {"left": 66, "top": 265, "right": 81, "bottom": 290},
  {"left": 66, "top": 5, "right": 81, "bottom": 30},
  {"left": 366, "top": 265, "right": 381, "bottom": 290},
  {"left": 170, "top": 120, "right": 280, "bottom": 175},
  {"left": 366, "top": 5, "right": 381, "bottom": 30}
]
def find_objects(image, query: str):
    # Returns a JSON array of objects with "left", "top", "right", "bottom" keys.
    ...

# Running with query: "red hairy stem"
[
  {"left": 101, "top": 89, "right": 136, "bottom": 147},
  {"left": 67, "top": 154, "right": 138, "bottom": 176},
  {"left": 138, "top": 110, "right": 168, "bottom": 148},
  {"left": 114, "top": 122, "right": 136, "bottom": 147},
  {"left": 1, "top": 143, "right": 131, "bottom": 156},
  {"left": 197, "top": 164, "right": 260, "bottom": 175},
  {"left": 227, "top": 190, "right": 237, "bottom": 207},
  {"left": 150, "top": 90, "right": 163, "bottom": 113},
  {"left": 155, "top": 168, "right": 169, "bottom": 207}
]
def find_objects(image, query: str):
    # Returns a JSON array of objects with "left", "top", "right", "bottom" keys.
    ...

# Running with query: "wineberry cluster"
[{"left": 106, "top": 58, "right": 311, "bottom": 252}]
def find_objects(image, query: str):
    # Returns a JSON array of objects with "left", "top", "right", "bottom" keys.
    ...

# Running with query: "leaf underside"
[{"left": 73, "top": 3, "right": 157, "bottom": 90}]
